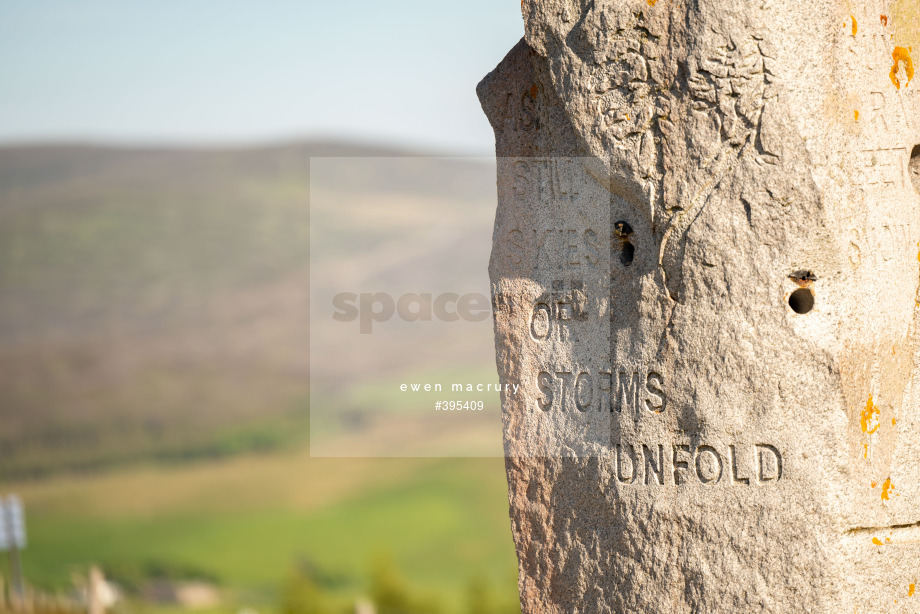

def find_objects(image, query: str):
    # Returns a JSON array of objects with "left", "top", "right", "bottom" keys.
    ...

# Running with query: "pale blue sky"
[{"left": 0, "top": 0, "right": 523, "bottom": 153}]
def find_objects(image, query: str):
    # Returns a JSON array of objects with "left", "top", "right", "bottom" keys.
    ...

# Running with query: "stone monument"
[{"left": 478, "top": 0, "right": 919, "bottom": 611}]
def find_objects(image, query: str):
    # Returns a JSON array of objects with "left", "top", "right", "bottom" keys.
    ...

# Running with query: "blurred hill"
[
  {"left": 0, "top": 142, "right": 518, "bottom": 614},
  {"left": 0, "top": 141, "right": 496, "bottom": 478}
]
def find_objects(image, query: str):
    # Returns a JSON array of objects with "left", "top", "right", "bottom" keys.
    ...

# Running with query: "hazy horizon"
[
  {"left": 0, "top": 133, "right": 492, "bottom": 156},
  {"left": 0, "top": 0, "right": 524, "bottom": 156}
]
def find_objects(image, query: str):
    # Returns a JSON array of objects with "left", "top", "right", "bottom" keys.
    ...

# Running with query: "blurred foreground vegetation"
[{"left": 7, "top": 455, "right": 520, "bottom": 614}]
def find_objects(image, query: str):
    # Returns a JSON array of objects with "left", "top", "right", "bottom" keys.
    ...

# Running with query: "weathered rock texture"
[{"left": 478, "top": 1, "right": 920, "bottom": 611}]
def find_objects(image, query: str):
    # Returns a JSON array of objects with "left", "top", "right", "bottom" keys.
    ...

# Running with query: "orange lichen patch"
[
  {"left": 871, "top": 536, "right": 892, "bottom": 545},
  {"left": 855, "top": 109, "right": 860, "bottom": 120},
  {"left": 863, "top": 443, "right": 869, "bottom": 459},
  {"left": 882, "top": 477, "right": 894, "bottom": 500},
  {"left": 648, "top": 0, "right": 658, "bottom": 5},
  {"left": 890, "top": 46, "right": 915, "bottom": 90},
  {"left": 881, "top": 15, "right": 888, "bottom": 26},
  {"left": 529, "top": 84, "right": 538, "bottom": 99},
  {"left": 893, "top": 417, "right": 897, "bottom": 425},
  {"left": 871, "top": 481, "right": 878, "bottom": 488},
  {"left": 851, "top": 15, "right": 858, "bottom": 35},
  {"left": 910, "top": 583, "right": 915, "bottom": 596},
  {"left": 861, "top": 396, "right": 880, "bottom": 434}
]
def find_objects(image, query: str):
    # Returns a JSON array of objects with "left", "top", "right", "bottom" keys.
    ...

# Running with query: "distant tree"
[
  {"left": 465, "top": 576, "right": 521, "bottom": 614},
  {"left": 466, "top": 576, "right": 494, "bottom": 614},
  {"left": 280, "top": 564, "right": 340, "bottom": 614},
  {"left": 369, "top": 556, "right": 441, "bottom": 614}
]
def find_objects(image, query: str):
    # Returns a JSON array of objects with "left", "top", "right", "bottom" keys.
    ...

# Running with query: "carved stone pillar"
[{"left": 478, "top": 1, "right": 920, "bottom": 611}]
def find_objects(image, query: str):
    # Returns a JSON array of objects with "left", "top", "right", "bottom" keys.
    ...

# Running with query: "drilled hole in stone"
[
  {"left": 789, "top": 288, "right": 814, "bottom": 314},
  {"left": 614, "top": 221, "right": 634, "bottom": 267},
  {"left": 910, "top": 144, "right": 920, "bottom": 194},
  {"left": 620, "top": 241, "right": 634, "bottom": 266}
]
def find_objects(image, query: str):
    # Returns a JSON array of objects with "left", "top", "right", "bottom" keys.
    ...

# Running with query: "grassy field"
[{"left": 9, "top": 450, "right": 519, "bottom": 612}]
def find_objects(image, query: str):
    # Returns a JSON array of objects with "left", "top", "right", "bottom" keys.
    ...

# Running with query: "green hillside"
[
  {"left": 0, "top": 143, "right": 498, "bottom": 477},
  {"left": 0, "top": 142, "right": 517, "bottom": 614},
  {"left": 0, "top": 143, "right": 317, "bottom": 477}
]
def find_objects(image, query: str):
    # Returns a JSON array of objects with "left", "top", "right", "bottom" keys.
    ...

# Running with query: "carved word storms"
[{"left": 536, "top": 366, "right": 665, "bottom": 414}]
